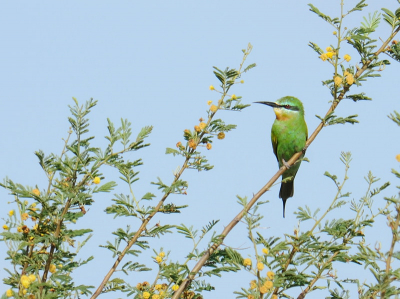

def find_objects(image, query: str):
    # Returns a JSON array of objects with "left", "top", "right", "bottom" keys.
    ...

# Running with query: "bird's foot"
[{"left": 282, "top": 158, "right": 290, "bottom": 169}]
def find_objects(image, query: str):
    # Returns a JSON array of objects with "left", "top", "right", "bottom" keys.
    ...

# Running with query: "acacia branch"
[{"left": 171, "top": 28, "right": 400, "bottom": 299}]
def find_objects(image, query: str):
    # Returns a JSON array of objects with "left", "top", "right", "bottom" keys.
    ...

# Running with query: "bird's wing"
[{"left": 271, "top": 133, "right": 279, "bottom": 162}]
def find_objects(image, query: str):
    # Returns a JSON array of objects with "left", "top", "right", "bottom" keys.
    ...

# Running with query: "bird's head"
[{"left": 255, "top": 96, "right": 304, "bottom": 121}]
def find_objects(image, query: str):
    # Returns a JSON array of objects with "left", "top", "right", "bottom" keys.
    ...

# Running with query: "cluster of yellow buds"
[
  {"left": 320, "top": 46, "right": 336, "bottom": 61},
  {"left": 137, "top": 281, "right": 169, "bottom": 299},
  {"left": 154, "top": 251, "right": 165, "bottom": 264},
  {"left": 343, "top": 70, "right": 355, "bottom": 85}
]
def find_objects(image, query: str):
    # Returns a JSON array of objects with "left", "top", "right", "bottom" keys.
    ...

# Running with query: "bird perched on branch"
[{"left": 255, "top": 96, "right": 308, "bottom": 217}]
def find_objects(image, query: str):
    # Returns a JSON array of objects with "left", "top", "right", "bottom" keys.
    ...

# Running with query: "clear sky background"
[{"left": 1, "top": 1, "right": 399, "bottom": 298}]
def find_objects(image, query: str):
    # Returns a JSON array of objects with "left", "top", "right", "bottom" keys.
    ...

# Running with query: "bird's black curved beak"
[{"left": 254, "top": 101, "right": 280, "bottom": 108}]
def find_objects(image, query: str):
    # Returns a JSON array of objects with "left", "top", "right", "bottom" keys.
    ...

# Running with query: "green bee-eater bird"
[{"left": 255, "top": 96, "right": 308, "bottom": 217}]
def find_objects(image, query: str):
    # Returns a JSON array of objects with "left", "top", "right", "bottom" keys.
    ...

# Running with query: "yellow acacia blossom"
[
  {"left": 217, "top": 132, "right": 225, "bottom": 140},
  {"left": 231, "top": 94, "right": 237, "bottom": 99},
  {"left": 209, "top": 85, "right": 215, "bottom": 91},
  {"left": 28, "top": 274, "right": 36, "bottom": 282},
  {"left": 17, "top": 226, "right": 23, "bottom": 232},
  {"left": 326, "top": 52, "right": 334, "bottom": 59},
  {"left": 176, "top": 142, "right": 182, "bottom": 148},
  {"left": 210, "top": 105, "right": 218, "bottom": 113},
  {"left": 271, "top": 295, "right": 278, "bottom": 299},
  {"left": 250, "top": 280, "right": 257, "bottom": 289},
  {"left": 320, "top": 53, "right": 328, "bottom": 61},
  {"left": 172, "top": 285, "right": 179, "bottom": 291},
  {"left": 267, "top": 271, "right": 275, "bottom": 280},
  {"left": 155, "top": 256, "right": 162, "bottom": 263},
  {"left": 344, "top": 54, "right": 351, "bottom": 62},
  {"left": 31, "top": 203, "right": 36, "bottom": 208},
  {"left": 143, "top": 292, "right": 150, "bottom": 299},
  {"left": 262, "top": 248, "right": 269, "bottom": 255},
  {"left": 32, "top": 189, "right": 40, "bottom": 196},
  {"left": 264, "top": 280, "right": 273, "bottom": 289},
  {"left": 259, "top": 286, "right": 268, "bottom": 294},
  {"left": 155, "top": 284, "right": 162, "bottom": 290},
  {"left": 22, "top": 213, "right": 29, "bottom": 221},
  {"left": 257, "top": 262, "right": 264, "bottom": 271},
  {"left": 334, "top": 76, "right": 342, "bottom": 86},
  {"left": 240, "top": 80, "right": 244, "bottom": 84},
  {"left": 8, "top": 210, "right": 14, "bottom": 217},
  {"left": 207, "top": 100, "right": 212, "bottom": 105},
  {"left": 333, "top": 31, "right": 337, "bottom": 35},
  {"left": 326, "top": 46, "right": 333, "bottom": 52},
  {"left": 243, "top": 258, "right": 252, "bottom": 267},
  {"left": 206, "top": 143, "right": 212, "bottom": 150},
  {"left": 199, "top": 122, "right": 207, "bottom": 130},
  {"left": 33, "top": 224, "right": 38, "bottom": 231},
  {"left": 396, "top": 154, "right": 400, "bottom": 162},
  {"left": 188, "top": 139, "right": 197, "bottom": 150},
  {"left": 345, "top": 73, "right": 355, "bottom": 85},
  {"left": 152, "top": 295, "right": 160, "bottom": 299},
  {"left": 247, "top": 295, "right": 254, "bottom": 299},
  {"left": 194, "top": 125, "right": 201, "bottom": 132},
  {"left": 159, "top": 251, "right": 165, "bottom": 258},
  {"left": 3, "top": 224, "right": 9, "bottom": 230},
  {"left": 93, "top": 177, "right": 101, "bottom": 184},
  {"left": 49, "top": 264, "right": 57, "bottom": 274},
  {"left": 21, "top": 275, "right": 30, "bottom": 288},
  {"left": 6, "top": 289, "right": 13, "bottom": 297}
]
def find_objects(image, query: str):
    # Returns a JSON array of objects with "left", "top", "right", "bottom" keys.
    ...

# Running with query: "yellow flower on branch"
[
  {"left": 3, "top": 224, "right": 9, "bottom": 230},
  {"left": 262, "top": 248, "right": 269, "bottom": 255},
  {"left": 199, "top": 122, "right": 207, "bottom": 130},
  {"left": 49, "top": 264, "right": 57, "bottom": 274},
  {"left": 155, "top": 256, "right": 162, "bottom": 263},
  {"left": 250, "top": 280, "right": 257, "bottom": 289},
  {"left": 194, "top": 125, "right": 201, "bottom": 132},
  {"left": 93, "top": 177, "right": 101, "bottom": 184},
  {"left": 207, "top": 100, "right": 212, "bottom": 105},
  {"left": 345, "top": 73, "right": 355, "bottom": 85},
  {"left": 8, "top": 210, "right": 14, "bottom": 217},
  {"left": 188, "top": 139, "right": 197, "bottom": 150},
  {"left": 334, "top": 76, "right": 342, "bottom": 86},
  {"left": 326, "top": 46, "right": 333, "bottom": 52},
  {"left": 172, "top": 285, "right": 179, "bottom": 291},
  {"left": 32, "top": 189, "right": 40, "bottom": 196},
  {"left": 22, "top": 213, "right": 29, "bottom": 221},
  {"left": 320, "top": 53, "right": 328, "bottom": 61},
  {"left": 217, "top": 132, "right": 225, "bottom": 140},
  {"left": 326, "top": 52, "right": 334, "bottom": 59},
  {"left": 210, "top": 105, "right": 218, "bottom": 113},
  {"left": 143, "top": 292, "right": 150, "bottom": 299},
  {"left": 243, "top": 258, "right": 252, "bottom": 266},
  {"left": 28, "top": 274, "right": 36, "bottom": 282},
  {"left": 6, "top": 289, "right": 13, "bottom": 297},
  {"left": 344, "top": 54, "right": 351, "bottom": 62},
  {"left": 152, "top": 295, "right": 160, "bottom": 299},
  {"left": 20, "top": 275, "right": 30, "bottom": 288},
  {"left": 231, "top": 94, "right": 237, "bottom": 99},
  {"left": 264, "top": 280, "right": 273, "bottom": 289},
  {"left": 267, "top": 271, "right": 275, "bottom": 280},
  {"left": 206, "top": 143, "right": 212, "bottom": 150},
  {"left": 259, "top": 286, "right": 268, "bottom": 294},
  {"left": 159, "top": 251, "right": 165, "bottom": 258},
  {"left": 396, "top": 154, "right": 400, "bottom": 162},
  {"left": 209, "top": 85, "right": 215, "bottom": 91},
  {"left": 257, "top": 262, "right": 264, "bottom": 271}
]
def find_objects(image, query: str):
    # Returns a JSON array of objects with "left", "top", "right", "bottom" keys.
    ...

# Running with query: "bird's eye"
[{"left": 285, "top": 105, "right": 291, "bottom": 109}]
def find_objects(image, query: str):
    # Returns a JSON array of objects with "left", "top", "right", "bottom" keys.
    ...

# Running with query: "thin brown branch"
[{"left": 171, "top": 28, "right": 400, "bottom": 299}]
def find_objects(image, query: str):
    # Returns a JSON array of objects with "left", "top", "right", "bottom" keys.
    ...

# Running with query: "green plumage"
[{"left": 255, "top": 96, "right": 308, "bottom": 217}]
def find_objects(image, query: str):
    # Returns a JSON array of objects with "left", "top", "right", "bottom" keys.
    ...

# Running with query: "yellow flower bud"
[
  {"left": 262, "top": 248, "right": 269, "bottom": 255},
  {"left": 345, "top": 73, "right": 355, "bottom": 85},
  {"left": 259, "top": 286, "right": 268, "bottom": 294},
  {"left": 172, "top": 284, "right": 179, "bottom": 291},
  {"left": 240, "top": 80, "right": 244, "bottom": 84},
  {"left": 264, "top": 280, "right": 273, "bottom": 289},
  {"left": 93, "top": 177, "right": 101, "bottom": 184},
  {"left": 207, "top": 100, "right": 212, "bottom": 105},
  {"left": 49, "top": 264, "right": 57, "bottom": 274},
  {"left": 320, "top": 53, "right": 328, "bottom": 61},
  {"left": 8, "top": 210, "right": 14, "bottom": 217},
  {"left": 6, "top": 289, "right": 13, "bottom": 297},
  {"left": 20, "top": 275, "right": 30, "bottom": 288},
  {"left": 326, "top": 46, "right": 333, "bottom": 52},
  {"left": 155, "top": 256, "right": 162, "bottom": 263},
  {"left": 194, "top": 125, "right": 201, "bottom": 132},
  {"left": 210, "top": 105, "right": 218, "bottom": 113},
  {"left": 326, "top": 52, "right": 333, "bottom": 59},
  {"left": 344, "top": 54, "right": 351, "bottom": 62},
  {"left": 396, "top": 154, "right": 400, "bottom": 162},
  {"left": 199, "top": 122, "right": 207, "bottom": 130},
  {"left": 333, "top": 31, "right": 337, "bottom": 35},
  {"left": 334, "top": 76, "right": 342, "bottom": 86},
  {"left": 250, "top": 280, "right": 257, "bottom": 289},
  {"left": 143, "top": 292, "right": 150, "bottom": 299},
  {"left": 267, "top": 271, "right": 275, "bottom": 280},
  {"left": 257, "top": 262, "right": 264, "bottom": 271},
  {"left": 32, "top": 189, "right": 40, "bottom": 196},
  {"left": 209, "top": 85, "right": 215, "bottom": 91},
  {"left": 159, "top": 251, "right": 165, "bottom": 258},
  {"left": 231, "top": 94, "right": 237, "bottom": 99},
  {"left": 28, "top": 274, "right": 36, "bottom": 282},
  {"left": 206, "top": 143, "right": 212, "bottom": 150},
  {"left": 3, "top": 224, "right": 9, "bottom": 230},
  {"left": 217, "top": 132, "right": 225, "bottom": 140},
  {"left": 243, "top": 258, "right": 252, "bottom": 266}
]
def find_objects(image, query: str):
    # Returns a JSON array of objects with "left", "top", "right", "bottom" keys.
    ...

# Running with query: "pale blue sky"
[{"left": 1, "top": 1, "right": 399, "bottom": 298}]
